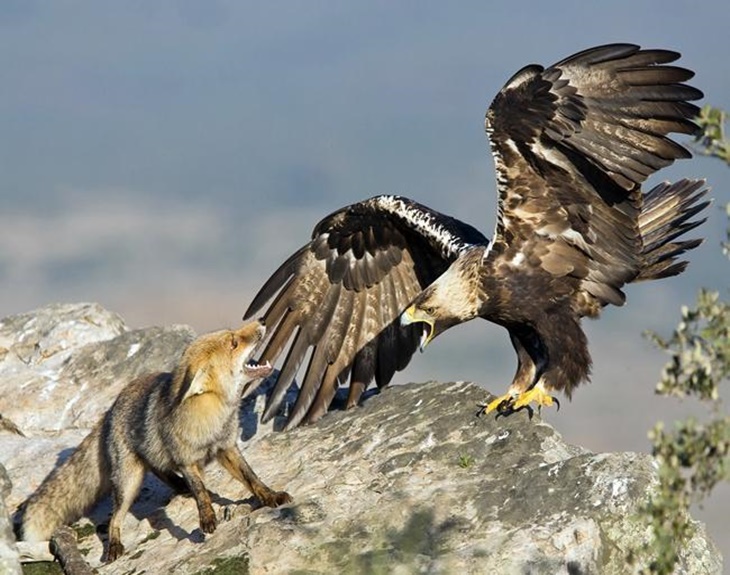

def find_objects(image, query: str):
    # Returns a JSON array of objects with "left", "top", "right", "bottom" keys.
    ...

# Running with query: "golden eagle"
[{"left": 244, "top": 44, "right": 709, "bottom": 427}]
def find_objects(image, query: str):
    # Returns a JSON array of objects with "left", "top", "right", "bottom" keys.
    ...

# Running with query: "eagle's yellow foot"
[
  {"left": 512, "top": 386, "right": 560, "bottom": 413},
  {"left": 481, "top": 392, "right": 516, "bottom": 415},
  {"left": 478, "top": 386, "right": 559, "bottom": 419},
  {"left": 478, "top": 392, "right": 533, "bottom": 419}
]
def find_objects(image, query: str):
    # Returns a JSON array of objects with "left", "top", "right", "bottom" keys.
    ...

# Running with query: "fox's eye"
[{"left": 231, "top": 336, "right": 238, "bottom": 350}]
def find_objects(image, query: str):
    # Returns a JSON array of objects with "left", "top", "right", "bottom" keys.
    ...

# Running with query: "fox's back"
[{"left": 107, "top": 379, "right": 229, "bottom": 475}]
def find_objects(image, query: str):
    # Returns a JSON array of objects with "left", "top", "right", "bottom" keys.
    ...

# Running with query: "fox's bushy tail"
[
  {"left": 637, "top": 178, "right": 710, "bottom": 281},
  {"left": 19, "top": 422, "right": 111, "bottom": 541}
]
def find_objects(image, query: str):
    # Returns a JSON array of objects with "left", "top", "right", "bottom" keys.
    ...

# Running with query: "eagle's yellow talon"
[
  {"left": 482, "top": 393, "right": 515, "bottom": 415},
  {"left": 512, "top": 386, "right": 558, "bottom": 411},
  {"left": 479, "top": 386, "right": 558, "bottom": 419}
]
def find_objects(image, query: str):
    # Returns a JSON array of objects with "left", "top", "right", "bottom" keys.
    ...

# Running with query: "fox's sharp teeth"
[{"left": 243, "top": 359, "right": 274, "bottom": 378}]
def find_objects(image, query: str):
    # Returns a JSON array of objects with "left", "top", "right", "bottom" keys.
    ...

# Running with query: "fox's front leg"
[
  {"left": 217, "top": 446, "right": 292, "bottom": 507},
  {"left": 179, "top": 463, "right": 217, "bottom": 534}
]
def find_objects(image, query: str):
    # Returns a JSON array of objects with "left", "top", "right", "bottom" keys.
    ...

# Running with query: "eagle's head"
[{"left": 400, "top": 257, "right": 483, "bottom": 351}]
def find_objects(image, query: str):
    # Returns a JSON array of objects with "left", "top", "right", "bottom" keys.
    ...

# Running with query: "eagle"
[{"left": 243, "top": 43, "right": 709, "bottom": 428}]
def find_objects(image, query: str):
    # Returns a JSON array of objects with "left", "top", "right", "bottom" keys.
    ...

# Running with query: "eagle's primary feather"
[{"left": 244, "top": 43, "right": 709, "bottom": 427}]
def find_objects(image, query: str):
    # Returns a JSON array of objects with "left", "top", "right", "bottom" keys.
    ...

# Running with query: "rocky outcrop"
[
  {"left": 0, "top": 464, "right": 21, "bottom": 575},
  {"left": 0, "top": 303, "right": 722, "bottom": 574}
]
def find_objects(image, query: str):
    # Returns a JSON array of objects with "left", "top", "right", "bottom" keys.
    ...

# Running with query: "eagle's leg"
[
  {"left": 481, "top": 327, "right": 556, "bottom": 417},
  {"left": 481, "top": 330, "right": 537, "bottom": 416}
]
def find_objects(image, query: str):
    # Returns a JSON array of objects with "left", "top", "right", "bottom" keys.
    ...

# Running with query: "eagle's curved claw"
[
  {"left": 480, "top": 393, "right": 515, "bottom": 416},
  {"left": 512, "top": 385, "right": 558, "bottom": 413},
  {"left": 478, "top": 393, "right": 533, "bottom": 419},
  {"left": 479, "top": 385, "right": 558, "bottom": 420}
]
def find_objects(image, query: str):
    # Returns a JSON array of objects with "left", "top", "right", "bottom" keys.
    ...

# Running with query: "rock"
[
  {"left": 1, "top": 303, "right": 723, "bottom": 574},
  {"left": 0, "top": 302, "right": 195, "bottom": 433},
  {"left": 0, "top": 464, "right": 21, "bottom": 575}
]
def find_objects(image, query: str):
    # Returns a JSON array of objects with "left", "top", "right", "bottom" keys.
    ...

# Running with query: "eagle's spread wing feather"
[
  {"left": 636, "top": 178, "right": 709, "bottom": 280},
  {"left": 485, "top": 43, "right": 703, "bottom": 313},
  {"left": 244, "top": 196, "right": 488, "bottom": 428}
]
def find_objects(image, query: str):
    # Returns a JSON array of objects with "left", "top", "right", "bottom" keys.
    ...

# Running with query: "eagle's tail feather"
[{"left": 637, "top": 178, "right": 710, "bottom": 281}]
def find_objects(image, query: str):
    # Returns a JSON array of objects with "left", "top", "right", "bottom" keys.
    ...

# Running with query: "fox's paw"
[
  {"left": 271, "top": 490, "right": 293, "bottom": 507},
  {"left": 105, "top": 540, "right": 124, "bottom": 563},
  {"left": 259, "top": 489, "right": 293, "bottom": 508},
  {"left": 199, "top": 510, "right": 217, "bottom": 534},
  {"left": 255, "top": 486, "right": 293, "bottom": 508}
]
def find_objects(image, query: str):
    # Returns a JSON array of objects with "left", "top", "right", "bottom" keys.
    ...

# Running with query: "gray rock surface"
[
  {"left": 0, "top": 303, "right": 723, "bottom": 574},
  {"left": 0, "top": 464, "right": 21, "bottom": 575}
]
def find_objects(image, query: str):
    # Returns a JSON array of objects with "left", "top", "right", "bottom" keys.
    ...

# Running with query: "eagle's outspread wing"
[
  {"left": 485, "top": 44, "right": 703, "bottom": 313},
  {"left": 401, "top": 44, "right": 708, "bottom": 418},
  {"left": 244, "top": 195, "right": 487, "bottom": 428},
  {"left": 246, "top": 43, "right": 709, "bottom": 427}
]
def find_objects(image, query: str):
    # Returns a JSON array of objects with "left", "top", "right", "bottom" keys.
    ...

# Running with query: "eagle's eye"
[{"left": 423, "top": 305, "right": 436, "bottom": 316}]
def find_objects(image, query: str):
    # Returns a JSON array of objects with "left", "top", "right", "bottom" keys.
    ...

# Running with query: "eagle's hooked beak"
[{"left": 401, "top": 304, "right": 435, "bottom": 353}]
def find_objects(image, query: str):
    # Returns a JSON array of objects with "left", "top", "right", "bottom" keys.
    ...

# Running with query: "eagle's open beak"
[{"left": 401, "top": 304, "right": 435, "bottom": 353}]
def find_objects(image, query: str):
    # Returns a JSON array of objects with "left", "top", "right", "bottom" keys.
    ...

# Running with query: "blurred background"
[{"left": 1, "top": 0, "right": 728, "bottom": 561}]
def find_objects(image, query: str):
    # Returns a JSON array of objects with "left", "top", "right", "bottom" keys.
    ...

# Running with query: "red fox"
[{"left": 18, "top": 319, "right": 292, "bottom": 562}]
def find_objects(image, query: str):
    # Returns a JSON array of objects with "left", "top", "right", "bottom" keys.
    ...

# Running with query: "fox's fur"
[{"left": 18, "top": 319, "right": 291, "bottom": 562}]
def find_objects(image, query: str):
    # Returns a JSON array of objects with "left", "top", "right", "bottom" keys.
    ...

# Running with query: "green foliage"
[
  {"left": 192, "top": 554, "right": 250, "bottom": 575},
  {"left": 646, "top": 290, "right": 730, "bottom": 401},
  {"left": 640, "top": 290, "right": 730, "bottom": 574},
  {"left": 72, "top": 522, "right": 96, "bottom": 541},
  {"left": 138, "top": 529, "right": 161, "bottom": 544},
  {"left": 723, "top": 203, "right": 730, "bottom": 259},
  {"left": 694, "top": 105, "right": 730, "bottom": 165},
  {"left": 458, "top": 453, "right": 475, "bottom": 468},
  {"left": 301, "top": 507, "right": 468, "bottom": 575},
  {"left": 635, "top": 106, "right": 730, "bottom": 574},
  {"left": 638, "top": 400, "right": 730, "bottom": 573},
  {"left": 21, "top": 563, "right": 63, "bottom": 575}
]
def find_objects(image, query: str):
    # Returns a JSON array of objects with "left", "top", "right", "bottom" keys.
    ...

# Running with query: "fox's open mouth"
[{"left": 243, "top": 359, "right": 273, "bottom": 379}]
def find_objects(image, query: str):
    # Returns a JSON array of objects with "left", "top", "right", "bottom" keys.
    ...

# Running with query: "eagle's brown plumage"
[
  {"left": 244, "top": 197, "right": 488, "bottom": 428},
  {"left": 245, "top": 43, "right": 709, "bottom": 426}
]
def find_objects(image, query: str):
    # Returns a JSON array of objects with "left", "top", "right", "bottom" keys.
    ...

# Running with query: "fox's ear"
[{"left": 182, "top": 367, "right": 208, "bottom": 401}]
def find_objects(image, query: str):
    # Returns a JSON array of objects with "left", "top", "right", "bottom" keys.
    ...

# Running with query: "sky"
[{"left": 1, "top": 0, "right": 729, "bottom": 560}]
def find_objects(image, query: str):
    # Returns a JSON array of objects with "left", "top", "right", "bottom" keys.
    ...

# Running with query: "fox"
[{"left": 18, "top": 319, "right": 292, "bottom": 562}]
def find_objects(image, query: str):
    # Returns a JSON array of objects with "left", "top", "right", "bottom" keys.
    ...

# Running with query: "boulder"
[{"left": 0, "top": 303, "right": 722, "bottom": 574}]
